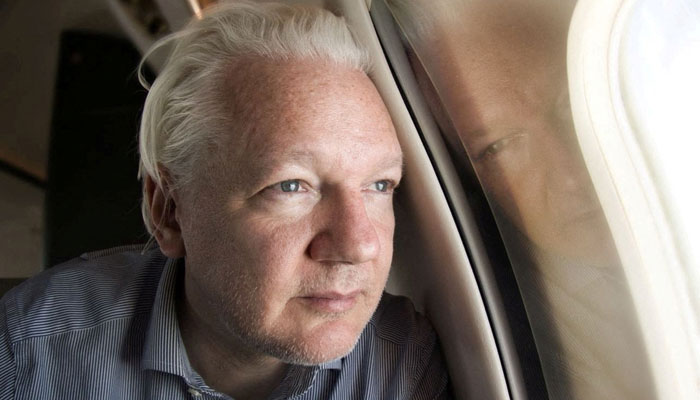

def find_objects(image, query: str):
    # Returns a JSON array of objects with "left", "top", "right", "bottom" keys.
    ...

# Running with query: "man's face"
[
  {"left": 416, "top": 3, "right": 616, "bottom": 264},
  {"left": 176, "top": 58, "right": 403, "bottom": 365}
]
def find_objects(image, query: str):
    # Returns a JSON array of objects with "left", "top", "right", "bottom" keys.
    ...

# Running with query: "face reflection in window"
[{"left": 409, "top": 0, "right": 617, "bottom": 265}]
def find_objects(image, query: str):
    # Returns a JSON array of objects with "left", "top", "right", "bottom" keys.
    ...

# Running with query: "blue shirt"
[{"left": 0, "top": 246, "right": 450, "bottom": 399}]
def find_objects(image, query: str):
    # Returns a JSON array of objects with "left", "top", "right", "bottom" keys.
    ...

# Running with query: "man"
[
  {"left": 0, "top": 2, "right": 449, "bottom": 399},
  {"left": 391, "top": 0, "right": 615, "bottom": 266},
  {"left": 387, "top": 0, "right": 653, "bottom": 398}
]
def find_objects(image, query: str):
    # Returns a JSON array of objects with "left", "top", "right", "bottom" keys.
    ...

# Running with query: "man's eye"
[
  {"left": 371, "top": 180, "right": 393, "bottom": 193},
  {"left": 477, "top": 133, "right": 527, "bottom": 161},
  {"left": 278, "top": 180, "right": 301, "bottom": 193},
  {"left": 259, "top": 179, "right": 314, "bottom": 203}
]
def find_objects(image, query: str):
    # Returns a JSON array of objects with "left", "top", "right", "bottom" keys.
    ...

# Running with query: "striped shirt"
[{"left": 0, "top": 247, "right": 450, "bottom": 399}]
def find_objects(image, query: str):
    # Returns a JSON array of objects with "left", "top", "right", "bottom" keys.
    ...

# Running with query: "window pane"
[{"left": 385, "top": 0, "right": 656, "bottom": 398}]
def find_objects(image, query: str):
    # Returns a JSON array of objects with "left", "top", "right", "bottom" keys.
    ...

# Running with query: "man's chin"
[
  {"left": 259, "top": 320, "right": 366, "bottom": 366},
  {"left": 278, "top": 345, "right": 354, "bottom": 367}
]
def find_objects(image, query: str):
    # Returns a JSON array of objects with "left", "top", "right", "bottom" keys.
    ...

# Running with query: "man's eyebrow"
[
  {"left": 466, "top": 128, "right": 488, "bottom": 139},
  {"left": 241, "top": 150, "right": 315, "bottom": 186},
  {"left": 377, "top": 154, "right": 405, "bottom": 174},
  {"left": 243, "top": 150, "right": 404, "bottom": 187},
  {"left": 255, "top": 149, "right": 403, "bottom": 170}
]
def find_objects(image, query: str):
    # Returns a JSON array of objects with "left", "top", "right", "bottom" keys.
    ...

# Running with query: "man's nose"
[{"left": 308, "top": 190, "right": 381, "bottom": 265}]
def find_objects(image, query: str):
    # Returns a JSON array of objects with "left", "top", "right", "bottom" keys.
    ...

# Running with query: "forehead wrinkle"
[{"left": 218, "top": 58, "right": 332, "bottom": 158}]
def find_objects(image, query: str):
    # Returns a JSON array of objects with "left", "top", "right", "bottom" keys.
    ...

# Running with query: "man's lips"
[{"left": 299, "top": 291, "right": 361, "bottom": 313}]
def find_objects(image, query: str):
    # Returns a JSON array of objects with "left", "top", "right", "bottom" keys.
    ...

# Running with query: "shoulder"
[
  {"left": 366, "top": 292, "right": 437, "bottom": 350},
  {"left": 345, "top": 293, "right": 450, "bottom": 399},
  {"left": 0, "top": 245, "right": 167, "bottom": 344}
]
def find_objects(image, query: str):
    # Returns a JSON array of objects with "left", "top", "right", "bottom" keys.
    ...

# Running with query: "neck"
[{"left": 176, "top": 271, "right": 288, "bottom": 400}]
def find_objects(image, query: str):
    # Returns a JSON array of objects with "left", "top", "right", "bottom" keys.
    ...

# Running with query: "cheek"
[
  {"left": 477, "top": 161, "right": 551, "bottom": 237},
  {"left": 231, "top": 214, "right": 314, "bottom": 287},
  {"left": 366, "top": 197, "right": 397, "bottom": 231},
  {"left": 372, "top": 207, "right": 397, "bottom": 272}
]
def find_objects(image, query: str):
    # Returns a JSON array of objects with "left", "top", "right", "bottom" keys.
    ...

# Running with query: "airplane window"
[
  {"left": 384, "top": 0, "right": 657, "bottom": 398},
  {"left": 620, "top": 0, "right": 700, "bottom": 381}
]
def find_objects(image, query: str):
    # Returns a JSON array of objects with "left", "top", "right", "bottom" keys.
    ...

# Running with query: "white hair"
[{"left": 138, "top": 0, "right": 370, "bottom": 234}]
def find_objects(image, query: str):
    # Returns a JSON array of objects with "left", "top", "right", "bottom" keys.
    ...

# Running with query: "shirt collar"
[
  {"left": 320, "top": 358, "right": 343, "bottom": 370},
  {"left": 140, "top": 256, "right": 190, "bottom": 378}
]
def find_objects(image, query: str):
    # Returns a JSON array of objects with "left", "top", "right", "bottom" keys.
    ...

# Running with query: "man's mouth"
[{"left": 299, "top": 291, "right": 361, "bottom": 313}]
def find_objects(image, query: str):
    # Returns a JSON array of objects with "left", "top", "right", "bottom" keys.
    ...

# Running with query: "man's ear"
[{"left": 145, "top": 174, "right": 186, "bottom": 258}]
